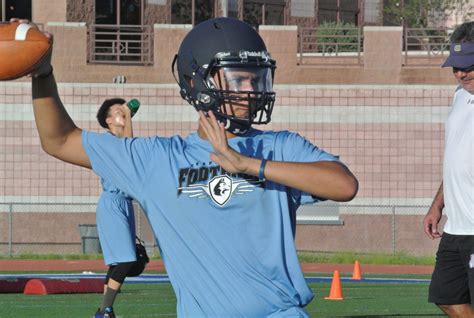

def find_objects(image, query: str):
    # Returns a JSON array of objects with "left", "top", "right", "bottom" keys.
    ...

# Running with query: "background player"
[{"left": 94, "top": 98, "right": 138, "bottom": 318}]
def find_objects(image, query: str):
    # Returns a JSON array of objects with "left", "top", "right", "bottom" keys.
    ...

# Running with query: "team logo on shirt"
[
  {"left": 177, "top": 165, "right": 264, "bottom": 207},
  {"left": 210, "top": 175, "right": 232, "bottom": 206}
]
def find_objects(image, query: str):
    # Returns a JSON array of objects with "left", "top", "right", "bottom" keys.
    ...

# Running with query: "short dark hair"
[
  {"left": 451, "top": 22, "right": 474, "bottom": 43},
  {"left": 97, "top": 98, "right": 126, "bottom": 129}
]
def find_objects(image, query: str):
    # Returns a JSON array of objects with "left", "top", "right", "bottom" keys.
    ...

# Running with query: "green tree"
[
  {"left": 315, "top": 21, "right": 360, "bottom": 53},
  {"left": 383, "top": 0, "right": 472, "bottom": 28}
]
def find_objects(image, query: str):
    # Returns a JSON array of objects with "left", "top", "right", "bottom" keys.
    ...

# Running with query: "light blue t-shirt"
[{"left": 82, "top": 128, "right": 337, "bottom": 317}]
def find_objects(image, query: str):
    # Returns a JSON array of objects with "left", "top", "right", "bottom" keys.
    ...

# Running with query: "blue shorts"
[{"left": 96, "top": 192, "right": 136, "bottom": 265}]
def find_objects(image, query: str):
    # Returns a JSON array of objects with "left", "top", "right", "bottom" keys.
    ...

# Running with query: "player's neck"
[
  {"left": 197, "top": 124, "right": 236, "bottom": 140},
  {"left": 109, "top": 126, "right": 124, "bottom": 138}
]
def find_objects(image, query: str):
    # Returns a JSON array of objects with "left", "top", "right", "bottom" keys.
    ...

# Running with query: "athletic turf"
[{"left": 0, "top": 281, "right": 444, "bottom": 317}]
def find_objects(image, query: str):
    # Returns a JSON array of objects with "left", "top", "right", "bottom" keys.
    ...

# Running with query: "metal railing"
[
  {"left": 0, "top": 201, "right": 155, "bottom": 257},
  {"left": 88, "top": 24, "right": 153, "bottom": 65},
  {"left": 299, "top": 203, "right": 431, "bottom": 255},
  {"left": 403, "top": 27, "right": 452, "bottom": 66},
  {"left": 0, "top": 202, "right": 434, "bottom": 257},
  {"left": 297, "top": 27, "right": 363, "bottom": 66}
]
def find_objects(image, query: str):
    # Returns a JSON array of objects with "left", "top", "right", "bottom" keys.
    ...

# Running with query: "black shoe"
[{"left": 94, "top": 307, "right": 116, "bottom": 318}]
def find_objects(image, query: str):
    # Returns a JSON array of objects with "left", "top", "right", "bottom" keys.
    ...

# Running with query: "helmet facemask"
[
  {"left": 174, "top": 50, "right": 276, "bottom": 136},
  {"left": 207, "top": 65, "right": 275, "bottom": 133}
]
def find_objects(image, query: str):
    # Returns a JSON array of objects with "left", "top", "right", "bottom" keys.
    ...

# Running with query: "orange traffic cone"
[
  {"left": 325, "top": 270, "right": 344, "bottom": 300},
  {"left": 352, "top": 260, "right": 362, "bottom": 280}
]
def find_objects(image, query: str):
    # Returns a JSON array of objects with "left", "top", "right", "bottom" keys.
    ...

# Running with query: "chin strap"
[{"left": 213, "top": 112, "right": 250, "bottom": 136}]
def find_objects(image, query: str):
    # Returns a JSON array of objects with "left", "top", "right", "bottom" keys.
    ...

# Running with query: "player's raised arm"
[
  {"left": 3, "top": 18, "right": 90, "bottom": 168},
  {"left": 21, "top": 22, "right": 91, "bottom": 168},
  {"left": 32, "top": 71, "right": 91, "bottom": 168}
]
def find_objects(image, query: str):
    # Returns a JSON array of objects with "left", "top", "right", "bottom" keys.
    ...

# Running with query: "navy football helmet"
[{"left": 172, "top": 18, "right": 276, "bottom": 135}]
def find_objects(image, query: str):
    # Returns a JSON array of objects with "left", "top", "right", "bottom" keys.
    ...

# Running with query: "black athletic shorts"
[{"left": 428, "top": 233, "right": 474, "bottom": 305}]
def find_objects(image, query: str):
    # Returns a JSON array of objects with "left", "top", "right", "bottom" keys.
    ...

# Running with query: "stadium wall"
[{"left": 0, "top": 82, "right": 451, "bottom": 256}]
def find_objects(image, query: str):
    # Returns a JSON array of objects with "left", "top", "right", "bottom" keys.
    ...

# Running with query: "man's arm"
[
  {"left": 32, "top": 72, "right": 91, "bottom": 168},
  {"left": 120, "top": 104, "right": 133, "bottom": 138},
  {"left": 256, "top": 160, "right": 357, "bottom": 202},
  {"left": 423, "top": 182, "right": 444, "bottom": 239},
  {"left": 198, "top": 111, "right": 358, "bottom": 202}
]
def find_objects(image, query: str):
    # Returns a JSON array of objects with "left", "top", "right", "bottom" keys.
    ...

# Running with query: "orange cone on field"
[
  {"left": 324, "top": 270, "right": 344, "bottom": 300},
  {"left": 352, "top": 260, "right": 362, "bottom": 280}
]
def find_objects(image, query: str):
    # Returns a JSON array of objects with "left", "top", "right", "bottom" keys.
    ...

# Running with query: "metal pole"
[
  {"left": 192, "top": 0, "right": 195, "bottom": 25},
  {"left": 8, "top": 204, "right": 12, "bottom": 257},
  {"left": 404, "top": 26, "right": 407, "bottom": 66},
  {"left": 298, "top": 28, "right": 302, "bottom": 65},
  {"left": 140, "top": 0, "right": 144, "bottom": 24},
  {"left": 1, "top": 0, "right": 5, "bottom": 21},
  {"left": 357, "top": 26, "right": 361, "bottom": 65},
  {"left": 117, "top": 0, "right": 121, "bottom": 62},
  {"left": 391, "top": 205, "right": 396, "bottom": 254},
  {"left": 221, "top": 0, "right": 228, "bottom": 17},
  {"left": 137, "top": 201, "right": 141, "bottom": 239}
]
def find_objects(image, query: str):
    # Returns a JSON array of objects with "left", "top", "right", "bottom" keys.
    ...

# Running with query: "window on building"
[
  {"left": 318, "top": 0, "right": 360, "bottom": 25},
  {"left": 244, "top": 2, "right": 263, "bottom": 27},
  {"left": 243, "top": 0, "right": 285, "bottom": 29},
  {"left": 96, "top": 0, "right": 117, "bottom": 24},
  {"left": 172, "top": 0, "right": 216, "bottom": 25},
  {"left": 265, "top": 3, "right": 285, "bottom": 24},
  {"left": 228, "top": 0, "right": 239, "bottom": 18},
  {"left": 95, "top": 0, "right": 142, "bottom": 25},
  {"left": 91, "top": 0, "right": 149, "bottom": 65},
  {"left": 4, "top": 0, "right": 31, "bottom": 21},
  {"left": 121, "top": 0, "right": 141, "bottom": 25},
  {"left": 172, "top": 0, "right": 192, "bottom": 24},
  {"left": 195, "top": 0, "right": 215, "bottom": 25},
  {"left": 364, "top": 0, "right": 382, "bottom": 25}
]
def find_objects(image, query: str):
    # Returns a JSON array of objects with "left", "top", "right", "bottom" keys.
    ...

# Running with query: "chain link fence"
[
  {"left": 0, "top": 201, "right": 157, "bottom": 257},
  {"left": 0, "top": 202, "right": 439, "bottom": 257}
]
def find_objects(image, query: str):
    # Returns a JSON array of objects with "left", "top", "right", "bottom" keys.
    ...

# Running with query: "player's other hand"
[
  {"left": 10, "top": 18, "right": 54, "bottom": 78},
  {"left": 423, "top": 205, "right": 442, "bottom": 240},
  {"left": 120, "top": 103, "right": 132, "bottom": 118},
  {"left": 198, "top": 110, "right": 248, "bottom": 174}
]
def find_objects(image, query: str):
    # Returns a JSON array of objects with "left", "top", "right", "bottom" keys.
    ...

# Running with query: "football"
[{"left": 0, "top": 22, "right": 52, "bottom": 80}]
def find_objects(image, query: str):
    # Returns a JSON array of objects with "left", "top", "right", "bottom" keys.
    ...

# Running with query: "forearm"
[
  {"left": 424, "top": 182, "right": 444, "bottom": 239},
  {"left": 245, "top": 159, "right": 358, "bottom": 201},
  {"left": 123, "top": 113, "right": 133, "bottom": 138},
  {"left": 430, "top": 182, "right": 444, "bottom": 211}
]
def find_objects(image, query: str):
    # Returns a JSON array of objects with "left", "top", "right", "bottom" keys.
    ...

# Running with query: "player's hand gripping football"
[
  {"left": 199, "top": 110, "right": 249, "bottom": 174},
  {"left": 10, "top": 18, "right": 53, "bottom": 78}
]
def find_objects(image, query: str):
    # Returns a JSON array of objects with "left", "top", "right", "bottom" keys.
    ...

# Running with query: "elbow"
[
  {"left": 341, "top": 176, "right": 359, "bottom": 202},
  {"left": 336, "top": 175, "right": 359, "bottom": 202},
  {"left": 40, "top": 140, "right": 54, "bottom": 156},
  {"left": 40, "top": 139, "right": 62, "bottom": 158},
  {"left": 345, "top": 176, "right": 359, "bottom": 201}
]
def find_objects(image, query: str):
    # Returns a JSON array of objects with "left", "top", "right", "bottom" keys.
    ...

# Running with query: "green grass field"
[
  {"left": 0, "top": 251, "right": 437, "bottom": 266},
  {"left": 0, "top": 253, "right": 439, "bottom": 317},
  {"left": 0, "top": 279, "right": 443, "bottom": 317}
]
